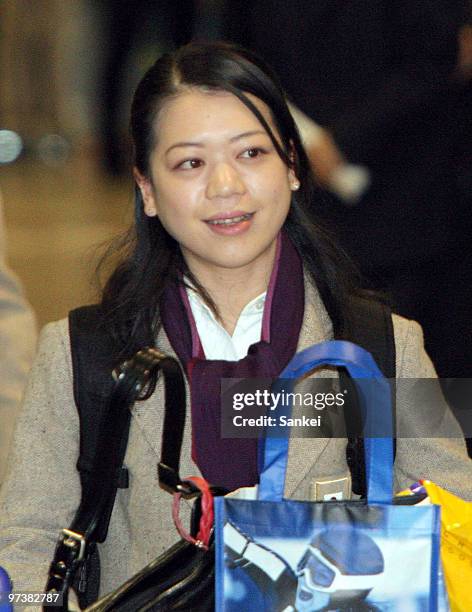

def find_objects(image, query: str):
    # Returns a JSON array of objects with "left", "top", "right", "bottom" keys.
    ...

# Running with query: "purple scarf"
[{"left": 160, "top": 232, "right": 304, "bottom": 491}]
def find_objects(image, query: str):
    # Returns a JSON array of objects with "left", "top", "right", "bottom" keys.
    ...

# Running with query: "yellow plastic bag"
[{"left": 421, "top": 480, "right": 472, "bottom": 612}]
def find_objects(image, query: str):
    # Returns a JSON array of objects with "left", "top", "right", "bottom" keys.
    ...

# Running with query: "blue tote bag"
[{"left": 215, "top": 341, "right": 445, "bottom": 611}]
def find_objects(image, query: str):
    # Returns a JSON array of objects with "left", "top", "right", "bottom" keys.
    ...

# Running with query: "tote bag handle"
[{"left": 258, "top": 340, "right": 393, "bottom": 504}]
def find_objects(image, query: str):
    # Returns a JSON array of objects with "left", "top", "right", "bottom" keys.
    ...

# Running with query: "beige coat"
[{"left": 0, "top": 281, "right": 471, "bottom": 599}]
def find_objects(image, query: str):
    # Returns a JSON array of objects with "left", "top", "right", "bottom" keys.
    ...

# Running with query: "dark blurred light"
[{"left": 37, "top": 134, "right": 71, "bottom": 166}]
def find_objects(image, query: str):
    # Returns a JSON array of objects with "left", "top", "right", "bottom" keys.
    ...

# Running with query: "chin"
[
  {"left": 183, "top": 237, "right": 278, "bottom": 275},
  {"left": 211, "top": 255, "right": 259, "bottom": 270},
  {"left": 217, "top": 246, "right": 274, "bottom": 270}
]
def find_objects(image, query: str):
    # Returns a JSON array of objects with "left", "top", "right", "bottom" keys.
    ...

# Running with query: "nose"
[{"left": 206, "top": 162, "right": 246, "bottom": 200}]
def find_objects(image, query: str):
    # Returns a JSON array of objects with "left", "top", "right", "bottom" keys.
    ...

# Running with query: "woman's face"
[{"left": 135, "top": 88, "right": 298, "bottom": 278}]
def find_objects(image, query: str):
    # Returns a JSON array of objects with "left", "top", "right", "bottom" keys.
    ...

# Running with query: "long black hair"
[{"left": 100, "top": 41, "right": 360, "bottom": 356}]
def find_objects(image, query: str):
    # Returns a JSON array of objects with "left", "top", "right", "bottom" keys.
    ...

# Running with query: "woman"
[{"left": 0, "top": 41, "right": 470, "bottom": 602}]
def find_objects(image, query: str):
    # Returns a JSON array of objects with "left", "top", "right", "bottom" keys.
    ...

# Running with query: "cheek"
[
  {"left": 154, "top": 176, "right": 204, "bottom": 218},
  {"left": 272, "top": 181, "right": 292, "bottom": 212},
  {"left": 154, "top": 189, "right": 191, "bottom": 222},
  {"left": 251, "top": 169, "right": 290, "bottom": 202}
]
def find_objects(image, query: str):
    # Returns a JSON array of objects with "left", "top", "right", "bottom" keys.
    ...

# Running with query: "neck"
[{"left": 186, "top": 241, "right": 277, "bottom": 335}]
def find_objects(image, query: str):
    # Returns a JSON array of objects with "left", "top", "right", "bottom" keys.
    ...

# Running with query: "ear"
[{"left": 133, "top": 167, "right": 158, "bottom": 217}]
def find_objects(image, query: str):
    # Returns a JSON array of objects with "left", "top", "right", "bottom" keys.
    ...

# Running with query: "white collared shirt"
[{"left": 186, "top": 288, "right": 266, "bottom": 361}]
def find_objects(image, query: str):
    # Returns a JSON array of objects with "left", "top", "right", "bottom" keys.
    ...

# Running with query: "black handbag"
[
  {"left": 85, "top": 539, "right": 214, "bottom": 611},
  {"left": 45, "top": 348, "right": 218, "bottom": 611}
]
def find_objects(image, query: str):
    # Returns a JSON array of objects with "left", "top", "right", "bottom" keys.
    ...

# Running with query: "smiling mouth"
[{"left": 205, "top": 213, "right": 254, "bottom": 226}]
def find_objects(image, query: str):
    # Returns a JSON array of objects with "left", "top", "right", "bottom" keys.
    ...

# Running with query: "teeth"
[{"left": 207, "top": 214, "right": 251, "bottom": 225}]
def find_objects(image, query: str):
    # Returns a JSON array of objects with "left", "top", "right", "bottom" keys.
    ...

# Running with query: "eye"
[
  {"left": 176, "top": 158, "right": 203, "bottom": 170},
  {"left": 239, "top": 147, "right": 266, "bottom": 159}
]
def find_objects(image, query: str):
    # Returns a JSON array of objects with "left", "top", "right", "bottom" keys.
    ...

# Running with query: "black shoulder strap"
[
  {"left": 339, "top": 296, "right": 396, "bottom": 378},
  {"left": 69, "top": 306, "right": 125, "bottom": 488},
  {"left": 335, "top": 296, "right": 396, "bottom": 497},
  {"left": 68, "top": 306, "right": 127, "bottom": 606},
  {"left": 47, "top": 348, "right": 188, "bottom": 610}
]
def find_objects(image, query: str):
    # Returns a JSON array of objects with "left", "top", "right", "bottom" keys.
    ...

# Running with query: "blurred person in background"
[
  {"left": 223, "top": 1, "right": 472, "bottom": 394},
  {"left": 0, "top": 193, "right": 36, "bottom": 487}
]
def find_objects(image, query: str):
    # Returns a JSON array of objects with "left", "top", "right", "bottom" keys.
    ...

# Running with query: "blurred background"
[{"left": 0, "top": 1, "right": 471, "bottom": 479}]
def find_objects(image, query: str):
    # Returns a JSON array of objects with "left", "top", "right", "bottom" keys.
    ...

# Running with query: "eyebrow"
[{"left": 164, "top": 130, "right": 268, "bottom": 155}]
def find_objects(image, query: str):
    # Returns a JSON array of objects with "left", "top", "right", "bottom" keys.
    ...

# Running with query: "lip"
[
  {"left": 204, "top": 210, "right": 252, "bottom": 221},
  {"left": 204, "top": 210, "right": 254, "bottom": 236}
]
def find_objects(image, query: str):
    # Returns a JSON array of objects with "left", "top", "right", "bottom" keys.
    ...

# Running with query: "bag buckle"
[
  {"left": 61, "top": 529, "right": 86, "bottom": 562},
  {"left": 158, "top": 462, "right": 199, "bottom": 496}
]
